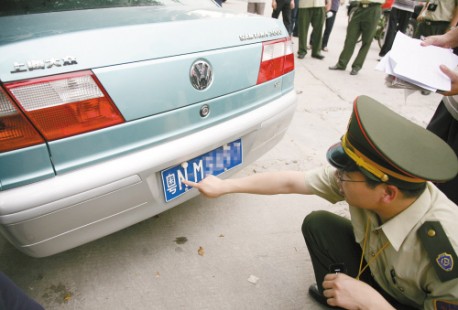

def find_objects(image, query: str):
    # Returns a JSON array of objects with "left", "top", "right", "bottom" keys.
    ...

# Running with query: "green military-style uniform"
[
  {"left": 414, "top": 0, "right": 458, "bottom": 39},
  {"left": 302, "top": 96, "right": 458, "bottom": 309},
  {"left": 334, "top": 0, "right": 383, "bottom": 72},
  {"left": 297, "top": 0, "right": 326, "bottom": 58}
]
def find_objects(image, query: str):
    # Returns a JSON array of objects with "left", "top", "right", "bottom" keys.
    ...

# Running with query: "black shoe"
[
  {"left": 350, "top": 68, "right": 360, "bottom": 75},
  {"left": 297, "top": 53, "right": 306, "bottom": 59},
  {"left": 312, "top": 54, "right": 325, "bottom": 60},
  {"left": 308, "top": 284, "right": 328, "bottom": 306},
  {"left": 329, "top": 65, "right": 345, "bottom": 71}
]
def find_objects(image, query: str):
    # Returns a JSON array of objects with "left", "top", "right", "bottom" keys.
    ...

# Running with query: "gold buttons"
[{"left": 427, "top": 229, "right": 436, "bottom": 237}]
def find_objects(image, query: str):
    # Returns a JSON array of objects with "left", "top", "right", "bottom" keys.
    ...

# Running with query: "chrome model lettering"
[
  {"left": 10, "top": 56, "right": 78, "bottom": 74},
  {"left": 27, "top": 60, "right": 46, "bottom": 71},
  {"left": 239, "top": 29, "right": 283, "bottom": 41},
  {"left": 11, "top": 62, "right": 27, "bottom": 73}
]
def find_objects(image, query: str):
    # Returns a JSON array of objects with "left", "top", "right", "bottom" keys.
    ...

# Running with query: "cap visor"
[{"left": 326, "top": 143, "right": 352, "bottom": 169}]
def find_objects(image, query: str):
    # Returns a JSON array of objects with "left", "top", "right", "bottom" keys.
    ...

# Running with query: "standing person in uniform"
[
  {"left": 379, "top": 0, "right": 417, "bottom": 58},
  {"left": 329, "top": 0, "right": 384, "bottom": 75},
  {"left": 415, "top": 0, "right": 458, "bottom": 95},
  {"left": 414, "top": 0, "right": 458, "bottom": 40},
  {"left": 296, "top": 0, "right": 329, "bottom": 59},
  {"left": 247, "top": 0, "right": 266, "bottom": 15},
  {"left": 184, "top": 96, "right": 458, "bottom": 309},
  {"left": 421, "top": 27, "right": 458, "bottom": 205},
  {"left": 272, "top": 0, "right": 295, "bottom": 36}
]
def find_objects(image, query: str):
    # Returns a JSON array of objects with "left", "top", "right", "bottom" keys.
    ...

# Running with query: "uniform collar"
[{"left": 380, "top": 187, "right": 431, "bottom": 251}]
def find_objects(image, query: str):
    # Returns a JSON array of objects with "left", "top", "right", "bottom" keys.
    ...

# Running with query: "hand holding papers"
[{"left": 376, "top": 32, "right": 458, "bottom": 93}]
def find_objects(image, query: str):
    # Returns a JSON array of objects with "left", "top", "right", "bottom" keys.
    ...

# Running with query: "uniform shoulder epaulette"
[{"left": 418, "top": 221, "right": 458, "bottom": 282}]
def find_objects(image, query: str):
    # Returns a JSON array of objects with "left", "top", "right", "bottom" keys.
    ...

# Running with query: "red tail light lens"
[
  {"left": 0, "top": 88, "right": 44, "bottom": 152},
  {"left": 257, "top": 37, "right": 295, "bottom": 84},
  {"left": 4, "top": 71, "right": 124, "bottom": 141}
]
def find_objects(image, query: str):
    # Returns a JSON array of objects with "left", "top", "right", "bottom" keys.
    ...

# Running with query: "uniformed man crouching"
[{"left": 183, "top": 95, "right": 458, "bottom": 309}]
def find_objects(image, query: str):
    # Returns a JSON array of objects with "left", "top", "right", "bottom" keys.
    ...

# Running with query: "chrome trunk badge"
[{"left": 190, "top": 60, "right": 212, "bottom": 90}]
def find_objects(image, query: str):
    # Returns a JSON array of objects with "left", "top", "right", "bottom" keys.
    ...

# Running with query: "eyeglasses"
[{"left": 336, "top": 170, "right": 367, "bottom": 183}]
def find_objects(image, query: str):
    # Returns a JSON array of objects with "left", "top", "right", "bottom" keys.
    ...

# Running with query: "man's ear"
[{"left": 381, "top": 184, "right": 398, "bottom": 203}]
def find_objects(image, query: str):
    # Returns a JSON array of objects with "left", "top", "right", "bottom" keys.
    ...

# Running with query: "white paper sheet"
[{"left": 376, "top": 32, "right": 458, "bottom": 92}]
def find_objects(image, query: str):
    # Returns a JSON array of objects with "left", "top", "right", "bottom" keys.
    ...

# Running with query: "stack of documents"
[{"left": 376, "top": 32, "right": 458, "bottom": 92}]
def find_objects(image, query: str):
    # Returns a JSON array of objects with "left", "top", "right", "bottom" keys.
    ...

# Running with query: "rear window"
[{"left": 1, "top": 0, "right": 216, "bottom": 16}]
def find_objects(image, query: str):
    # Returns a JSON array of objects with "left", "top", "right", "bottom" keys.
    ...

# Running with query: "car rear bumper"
[{"left": 0, "top": 89, "right": 297, "bottom": 257}]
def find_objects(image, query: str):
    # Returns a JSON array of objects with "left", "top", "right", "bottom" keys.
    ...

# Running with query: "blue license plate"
[{"left": 161, "top": 139, "right": 242, "bottom": 202}]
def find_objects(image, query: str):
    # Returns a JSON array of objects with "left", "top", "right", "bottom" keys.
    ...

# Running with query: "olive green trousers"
[
  {"left": 297, "top": 7, "right": 325, "bottom": 56},
  {"left": 302, "top": 210, "right": 416, "bottom": 309},
  {"left": 336, "top": 4, "right": 381, "bottom": 70}
]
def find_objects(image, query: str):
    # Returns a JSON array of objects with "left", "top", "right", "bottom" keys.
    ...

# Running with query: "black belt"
[
  {"left": 424, "top": 20, "right": 450, "bottom": 25},
  {"left": 358, "top": 2, "right": 381, "bottom": 8}
]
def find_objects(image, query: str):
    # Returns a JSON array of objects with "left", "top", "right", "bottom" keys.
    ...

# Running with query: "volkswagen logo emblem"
[{"left": 190, "top": 60, "right": 213, "bottom": 90}]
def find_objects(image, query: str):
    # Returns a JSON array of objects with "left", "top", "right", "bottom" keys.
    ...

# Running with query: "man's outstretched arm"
[{"left": 182, "top": 171, "right": 314, "bottom": 198}]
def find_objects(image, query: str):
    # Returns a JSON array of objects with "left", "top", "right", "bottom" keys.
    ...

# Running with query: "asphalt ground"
[{"left": 0, "top": 1, "right": 442, "bottom": 309}]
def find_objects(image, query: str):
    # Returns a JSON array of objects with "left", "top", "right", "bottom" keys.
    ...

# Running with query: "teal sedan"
[{"left": 0, "top": 0, "right": 296, "bottom": 257}]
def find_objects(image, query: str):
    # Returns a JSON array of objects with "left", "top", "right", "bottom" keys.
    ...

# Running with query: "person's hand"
[
  {"left": 272, "top": 0, "right": 277, "bottom": 10},
  {"left": 322, "top": 273, "right": 395, "bottom": 309},
  {"left": 421, "top": 34, "right": 451, "bottom": 49},
  {"left": 416, "top": 4, "right": 428, "bottom": 22},
  {"left": 290, "top": 0, "right": 295, "bottom": 10},
  {"left": 420, "top": 34, "right": 458, "bottom": 96},
  {"left": 416, "top": 15, "right": 424, "bottom": 22},
  {"left": 182, "top": 175, "right": 227, "bottom": 198},
  {"left": 437, "top": 65, "right": 458, "bottom": 96}
]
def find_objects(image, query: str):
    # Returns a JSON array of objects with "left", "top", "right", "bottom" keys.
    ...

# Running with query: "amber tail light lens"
[{"left": 0, "top": 89, "right": 44, "bottom": 152}]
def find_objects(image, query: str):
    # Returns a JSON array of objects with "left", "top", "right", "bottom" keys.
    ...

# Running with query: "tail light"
[
  {"left": 0, "top": 88, "right": 44, "bottom": 152},
  {"left": 4, "top": 71, "right": 124, "bottom": 143},
  {"left": 257, "top": 37, "right": 295, "bottom": 84}
]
